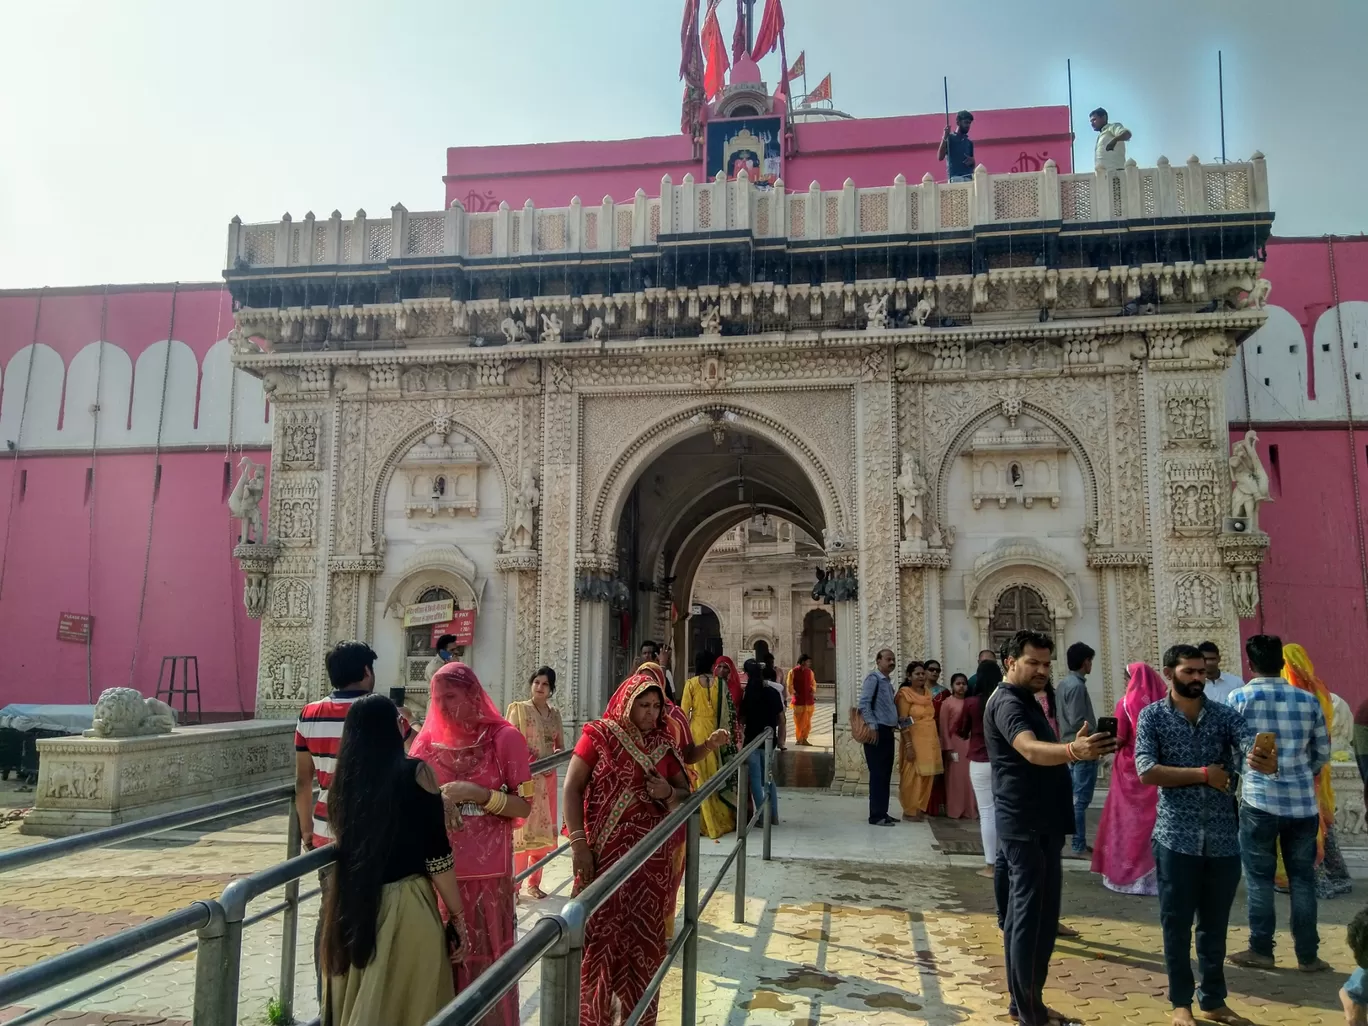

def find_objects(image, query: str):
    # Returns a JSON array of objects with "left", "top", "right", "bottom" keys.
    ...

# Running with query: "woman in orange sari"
[
  {"left": 1278, "top": 643, "right": 1352, "bottom": 899},
  {"left": 564, "top": 674, "right": 691, "bottom": 1026},
  {"left": 895, "top": 661, "right": 942, "bottom": 821},
  {"left": 409, "top": 664, "right": 532, "bottom": 1026}
]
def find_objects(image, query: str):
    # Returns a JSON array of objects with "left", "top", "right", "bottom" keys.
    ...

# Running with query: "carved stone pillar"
[
  {"left": 495, "top": 552, "right": 541, "bottom": 708},
  {"left": 539, "top": 372, "right": 576, "bottom": 709}
]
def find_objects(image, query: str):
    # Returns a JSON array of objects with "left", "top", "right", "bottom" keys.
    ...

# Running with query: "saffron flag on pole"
[
  {"left": 680, "top": 0, "right": 705, "bottom": 134},
  {"left": 701, "top": 0, "right": 729, "bottom": 100},
  {"left": 803, "top": 73, "right": 831, "bottom": 105},
  {"left": 787, "top": 50, "right": 805, "bottom": 80},
  {"left": 751, "top": 0, "right": 784, "bottom": 59}
]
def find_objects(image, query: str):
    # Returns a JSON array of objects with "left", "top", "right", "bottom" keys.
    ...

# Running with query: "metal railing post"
[
  {"left": 192, "top": 899, "right": 242, "bottom": 1026},
  {"left": 762, "top": 731, "right": 774, "bottom": 862},
  {"left": 680, "top": 810, "right": 701, "bottom": 1026},
  {"left": 278, "top": 799, "right": 303, "bottom": 1022},
  {"left": 734, "top": 750, "right": 750, "bottom": 924},
  {"left": 539, "top": 903, "right": 585, "bottom": 1026}
]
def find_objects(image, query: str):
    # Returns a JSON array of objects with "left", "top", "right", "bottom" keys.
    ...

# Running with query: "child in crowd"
[{"left": 1344, "top": 907, "right": 1368, "bottom": 1025}]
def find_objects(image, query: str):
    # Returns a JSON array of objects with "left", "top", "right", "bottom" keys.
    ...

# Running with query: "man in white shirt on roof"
[
  {"left": 1090, "top": 107, "right": 1132, "bottom": 172},
  {"left": 1198, "top": 640, "right": 1245, "bottom": 705}
]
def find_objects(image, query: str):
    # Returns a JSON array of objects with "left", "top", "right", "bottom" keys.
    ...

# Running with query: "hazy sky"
[{"left": 2, "top": 0, "right": 1364, "bottom": 288}]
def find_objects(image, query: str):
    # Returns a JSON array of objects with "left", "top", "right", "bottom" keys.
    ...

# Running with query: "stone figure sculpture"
[
  {"left": 511, "top": 468, "right": 540, "bottom": 550},
  {"left": 500, "top": 317, "right": 529, "bottom": 344},
  {"left": 86, "top": 688, "right": 177, "bottom": 738},
  {"left": 895, "top": 454, "right": 928, "bottom": 543},
  {"left": 228, "top": 457, "right": 266, "bottom": 545},
  {"left": 914, "top": 297, "right": 934, "bottom": 327},
  {"left": 699, "top": 303, "right": 722, "bottom": 336},
  {"left": 1229, "top": 429, "right": 1271, "bottom": 524},
  {"left": 540, "top": 312, "right": 563, "bottom": 344},
  {"left": 863, "top": 293, "right": 890, "bottom": 330},
  {"left": 586, "top": 316, "right": 604, "bottom": 341}
]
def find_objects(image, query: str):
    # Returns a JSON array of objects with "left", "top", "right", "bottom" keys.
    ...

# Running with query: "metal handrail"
[
  {"left": 0, "top": 740, "right": 579, "bottom": 1026},
  {"left": 426, "top": 729, "right": 775, "bottom": 1026},
  {"left": 0, "top": 783, "right": 295, "bottom": 873}
]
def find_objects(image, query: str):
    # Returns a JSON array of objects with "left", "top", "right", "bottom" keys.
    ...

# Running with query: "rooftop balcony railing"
[{"left": 226, "top": 154, "right": 1270, "bottom": 272}]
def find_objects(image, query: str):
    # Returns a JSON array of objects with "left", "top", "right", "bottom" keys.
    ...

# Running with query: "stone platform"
[{"left": 21, "top": 720, "right": 295, "bottom": 837}]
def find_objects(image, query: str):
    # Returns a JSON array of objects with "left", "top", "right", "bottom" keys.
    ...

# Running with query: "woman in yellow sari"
[
  {"left": 895, "top": 661, "right": 942, "bottom": 821},
  {"left": 505, "top": 666, "right": 564, "bottom": 901},
  {"left": 1276, "top": 643, "right": 1352, "bottom": 898},
  {"left": 679, "top": 652, "right": 741, "bottom": 838}
]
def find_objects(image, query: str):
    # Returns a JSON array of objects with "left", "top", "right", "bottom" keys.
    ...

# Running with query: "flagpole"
[
  {"left": 943, "top": 76, "right": 950, "bottom": 131},
  {"left": 1067, "top": 58, "right": 1074, "bottom": 173}
]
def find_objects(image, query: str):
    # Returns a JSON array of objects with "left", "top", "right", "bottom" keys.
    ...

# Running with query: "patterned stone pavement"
[{"left": 0, "top": 789, "right": 1361, "bottom": 1025}]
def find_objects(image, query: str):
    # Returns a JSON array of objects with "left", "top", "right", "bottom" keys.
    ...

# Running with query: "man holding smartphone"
[
  {"left": 1227, "top": 633, "right": 1332, "bottom": 973},
  {"left": 1135, "top": 644, "right": 1276, "bottom": 1026}
]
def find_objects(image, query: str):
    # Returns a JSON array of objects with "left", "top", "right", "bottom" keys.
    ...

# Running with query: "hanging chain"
[{"left": 1329, "top": 238, "right": 1368, "bottom": 636}]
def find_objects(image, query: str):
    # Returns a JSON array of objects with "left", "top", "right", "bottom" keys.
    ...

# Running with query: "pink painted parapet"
[
  {"left": 1228, "top": 237, "right": 1368, "bottom": 704},
  {"left": 444, "top": 105, "right": 1070, "bottom": 211},
  {"left": 0, "top": 284, "right": 269, "bottom": 715}
]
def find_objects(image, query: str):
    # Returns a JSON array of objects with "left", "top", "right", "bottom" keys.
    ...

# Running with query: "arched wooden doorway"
[
  {"left": 801, "top": 608, "right": 836, "bottom": 683},
  {"left": 987, "top": 585, "right": 1052, "bottom": 655},
  {"left": 687, "top": 606, "right": 723, "bottom": 672}
]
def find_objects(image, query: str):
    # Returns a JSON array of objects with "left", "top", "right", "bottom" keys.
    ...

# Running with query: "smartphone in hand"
[
  {"left": 1096, "top": 717, "right": 1118, "bottom": 738},
  {"left": 1254, "top": 731, "right": 1277, "bottom": 754}
]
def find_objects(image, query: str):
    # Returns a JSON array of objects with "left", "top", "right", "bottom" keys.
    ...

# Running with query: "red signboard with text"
[
  {"left": 430, "top": 608, "right": 476, "bottom": 647},
  {"left": 57, "top": 613, "right": 92, "bottom": 643}
]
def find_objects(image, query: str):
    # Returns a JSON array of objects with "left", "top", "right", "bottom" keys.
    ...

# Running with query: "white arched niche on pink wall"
[
  {"left": 0, "top": 343, "right": 65, "bottom": 448},
  {"left": 198, "top": 337, "right": 271, "bottom": 446},
  {"left": 128, "top": 340, "right": 200, "bottom": 446},
  {"left": 57, "top": 341, "right": 135, "bottom": 447}
]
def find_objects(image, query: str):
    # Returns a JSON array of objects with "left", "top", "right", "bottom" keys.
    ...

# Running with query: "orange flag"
[
  {"left": 804, "top": 73, "right": 831, "bottom": 105},
  {"left": 701, "top": 0, "right": 729, "bottom": 99},
  {"left": 787, "top": 50, "right": 805, "bottom": 80}
]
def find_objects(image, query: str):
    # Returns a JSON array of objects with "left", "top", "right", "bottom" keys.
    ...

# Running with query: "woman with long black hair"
[
  {"left": 954, "top": 659, "right": 1003, "bottom": 878},
  {"left": 320, "top": 693, "right": 465, "bottom": 1026}
]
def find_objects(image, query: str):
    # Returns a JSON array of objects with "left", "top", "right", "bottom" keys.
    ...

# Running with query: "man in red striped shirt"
[{"left": 294, "top": 641, "right": 414, "bottom": 850}]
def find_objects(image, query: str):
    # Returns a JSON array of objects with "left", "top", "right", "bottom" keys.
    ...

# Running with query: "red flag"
[
  {"left": 787, "top": 50, "right": 805, "bottom": 80},
  {"left": 803, "top": 73, "right": 831, "bottom": 105},
  {"left": 731, "top": 0, "right": 747, "bottom": 63},
  {"left": 701, "top": 0, "right": 729, "bottom": 100},
  {"left": 679, "top": 0, "right": 704, "bottom": 134},
  {"left": 751, "top": 0, "right": 784, "bottom": 59}
]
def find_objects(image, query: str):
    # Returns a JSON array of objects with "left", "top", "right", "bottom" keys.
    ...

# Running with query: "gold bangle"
[{"left": 482, "top": 791, "right": 507, "bottom": 816}]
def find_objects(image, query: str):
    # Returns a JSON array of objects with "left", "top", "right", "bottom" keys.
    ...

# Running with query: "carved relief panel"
[
  {"left": 278, "top": 409, "right": 323, "bottom": 469},
  {"left": 1164, "top": 459, "right": 1221, "bottom": 536},
  {"left": 273, "top": 478, "right": 320, "bottom": 546}
]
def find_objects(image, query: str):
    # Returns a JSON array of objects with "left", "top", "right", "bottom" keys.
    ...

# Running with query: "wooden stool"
[{"left": 156, "top": 655, "right": 202, "bottom": 724}]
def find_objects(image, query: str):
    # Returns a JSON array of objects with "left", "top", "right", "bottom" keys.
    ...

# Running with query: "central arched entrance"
[{"left": 987, "top": 585, "right": 1053, "bottom": 654}]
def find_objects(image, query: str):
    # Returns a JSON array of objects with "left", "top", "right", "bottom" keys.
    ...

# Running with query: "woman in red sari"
[
  {"left": 565, "top": 673, "right": 691, "bottom": 1026},
  {"left": 409, "top": 663, "right": 533, "bottom": 1026}
]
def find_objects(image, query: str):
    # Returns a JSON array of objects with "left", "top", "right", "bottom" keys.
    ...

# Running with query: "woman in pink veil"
[
  {"left": 1091, "top": 662, "right": 1167, "bottom": 896},
  {"left": 410, "top": 663, "right": 533, "bottom": 1026}
]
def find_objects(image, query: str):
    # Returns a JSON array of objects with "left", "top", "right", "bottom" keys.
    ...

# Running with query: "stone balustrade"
[{"left": 226, "top": 155, "right": 1271, "bottom": 271}]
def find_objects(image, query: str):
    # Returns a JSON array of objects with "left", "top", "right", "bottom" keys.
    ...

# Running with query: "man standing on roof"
[
  {"left": 1091, "top": 108, "right": 1132, "bottom": 172},
  {"left": 938, "top": 110, "right": 976, "bottom": 183}
]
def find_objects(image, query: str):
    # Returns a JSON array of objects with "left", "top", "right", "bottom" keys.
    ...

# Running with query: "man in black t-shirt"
[
  {"left": 984, "top": 630, "right": 1116, "bottom": 1026},
  {"left": 937, "top": 110, "right": 976, "bottom": 182}
]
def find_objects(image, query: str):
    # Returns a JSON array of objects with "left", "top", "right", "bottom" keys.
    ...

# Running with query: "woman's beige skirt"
[{"left": 324, "top": 875, "right": 455, "bottom": 1026}]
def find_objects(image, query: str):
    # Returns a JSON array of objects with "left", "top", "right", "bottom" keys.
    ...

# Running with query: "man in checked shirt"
[
  {"left": 1227, "top": 633, "right": 1333, "bottom": 974},
  {"left": 1136, "top": 644, "right": 1277, "bottom": 1026}
]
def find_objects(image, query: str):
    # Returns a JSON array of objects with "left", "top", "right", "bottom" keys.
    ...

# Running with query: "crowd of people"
[
  {"left": 868, "top": 628, "right": 1354, "bottom": 1026},
  {"left": 295, "top": 637, "right": 801, "bottom": 1026},
  {"left": 294, "top": 624, "right": 1366, "bottom": 1026}
]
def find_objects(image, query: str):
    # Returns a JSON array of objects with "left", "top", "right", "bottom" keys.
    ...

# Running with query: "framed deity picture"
[{"left": 705, "top": 115, "right": 783, "bottom": 189}]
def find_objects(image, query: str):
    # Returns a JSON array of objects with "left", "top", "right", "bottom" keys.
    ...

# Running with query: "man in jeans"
[
  {"left": 1227, "top": 633, "right": 1332, "bottom": 972},
  {"left": 858, "top": 647, "right": 903, "bottom": 826},
  {"left": 1135, "top": 643, "right": 1276, "bottom": 1026},
  {"left": 1056, "top": 642, "right": 1098, "bottom": 856},
  {"left": 984, "top": 630, "right": 1116, "bottom": 1026}
]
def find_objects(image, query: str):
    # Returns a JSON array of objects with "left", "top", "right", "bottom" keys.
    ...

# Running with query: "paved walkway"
[{"left": 0, "top": 790, "right": 1361, "bottom": 1025}]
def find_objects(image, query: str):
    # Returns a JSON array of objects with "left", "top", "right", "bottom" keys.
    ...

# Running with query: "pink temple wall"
[
  {"left": 0, "top": 285, "right": 267, "bottom": 716},
  {"left": 445, "top": 106, "right": 1071, "bottom": 212},
  {"left": 1229, "top": 237, "right": 1368, "bottom": 702}
]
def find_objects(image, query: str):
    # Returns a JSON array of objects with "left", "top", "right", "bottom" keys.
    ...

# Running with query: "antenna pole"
[
  {"left": 1218, "top": 50, "right": 1227, "bottom": 163},
  {"left": 943, "top": 76, "right": 950, "bottom": 130},
  {"left": 1067, "top": 58, "right": 1075, "bottom": 173}
]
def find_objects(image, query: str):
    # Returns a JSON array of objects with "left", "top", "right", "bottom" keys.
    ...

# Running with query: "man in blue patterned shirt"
[
  {"left": 1136, "top": 644, "right": 1276, "bottom": 1026},
  {"left": 1226, "top": 633, "right": 1332, "bottom": 973}
]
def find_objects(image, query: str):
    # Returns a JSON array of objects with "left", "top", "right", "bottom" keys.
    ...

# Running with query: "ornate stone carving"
[
  {"left": 274, "top": 477, "right": 320, "bottom": 546},
  {"left": 233, "top": 540, "right": 280, "bottom": 620},
  {"left": 228, "top": 457, "right": 266, "bottom": 545},
  {"left": 895, "top": 454, "right": 928, "bottom": 546},
  {"left": 1173, "top": 571, "right": 1223, "bottom": 629},
  {"left": 540, "top": 312, "right": 563, "bottom": 343},
  {"left": 1230, "top": 567, "right": 1259, "bottom": 620},
  {"left": 507, "top": 468, "right": 540, "bottom": 552},
  {"left": 863, "top": 293, "right": 889, "bottom": 330},
  {"left": 269, "top": 577, "right": 312, "bottom": 626},
  {"left": 1217, "top": 530, "right": 1270, "bottom": 619},
  {"left": 966, "top": 427, "right": 1066, "bottom": 510},
  {"left": 86, "top": 688, "right": 177, "bottom": 738},
  {"left": 279, "top": 409, "right": 323, "bottom": 469},
  {"left": 43, "top": 762, "right": 105, "bottom": 800},
  {"left": 397, "top": 426, "right": 482, "bottom": 518},
  {"left": 1161, "top": 381, "right": 1215, "bottom": 449},
  {"left": 701, "top": 352, "right": 725, "bottom": 389},
  {"left": 1229, "top": 429, "right": 1271, "bottom": 527},
  {"left": 329, "top": 572, "right": 358, "bottom": 643},
  {"left": 699, "top": 303, "right": 722, "bottom": 336},
  {"left": 1118, "top": 566, "right": 1156, "bottom": 665},
  {"left": 899, "top": 568, "right": 926, "bottom": 653},
  {"left": 1165, "top": 459, "right": 1221, "bottom": 536}
]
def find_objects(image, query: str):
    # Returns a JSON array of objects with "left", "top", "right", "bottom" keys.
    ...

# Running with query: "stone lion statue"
[{"left": 85, "top": 688, "right": 178, "bottom": 738}]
